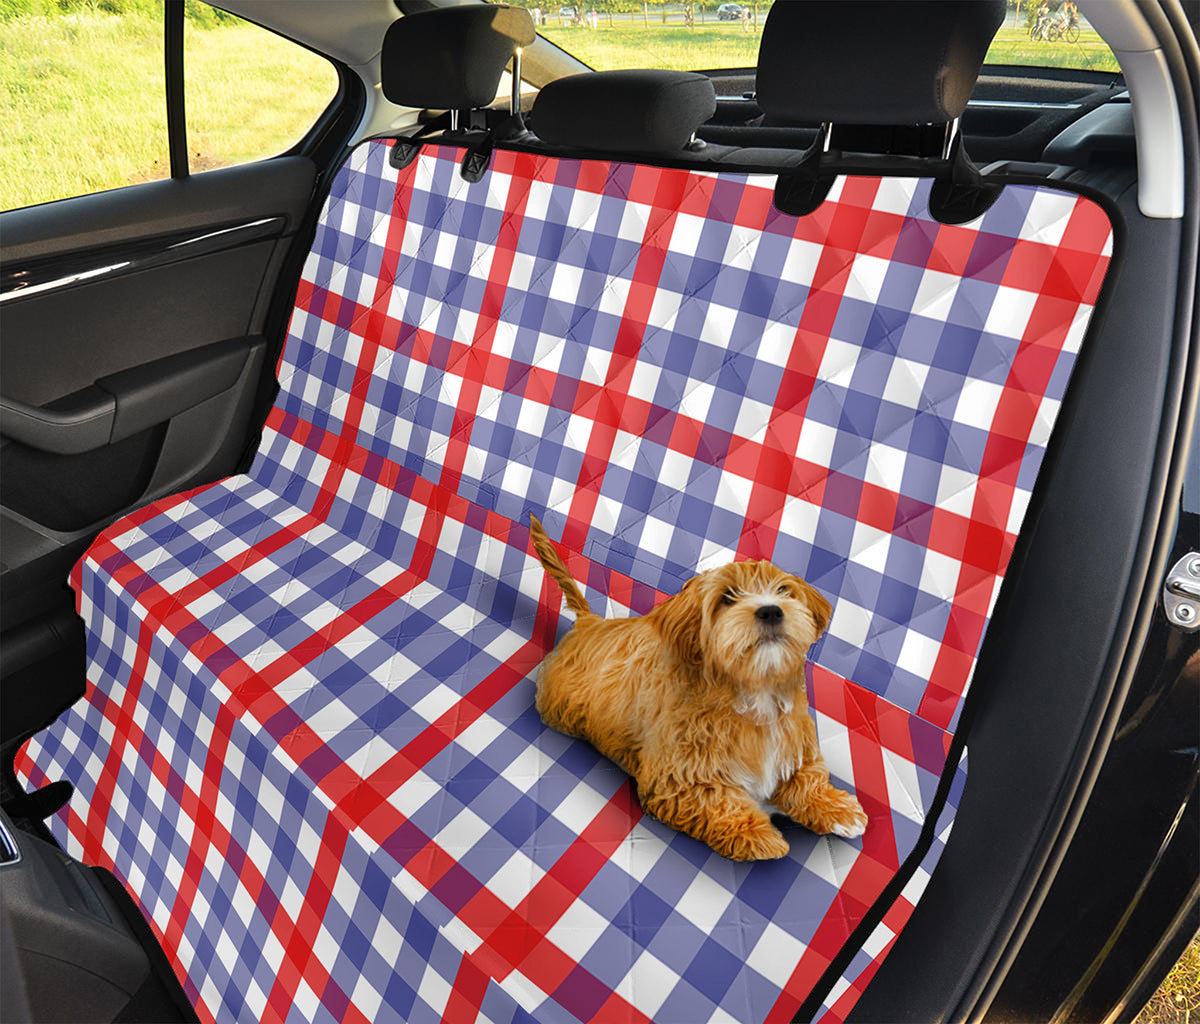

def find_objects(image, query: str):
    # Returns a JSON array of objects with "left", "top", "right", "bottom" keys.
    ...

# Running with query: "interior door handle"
[
  {"left": 0, "top": 336, "right": 254, "bottom": 455},
  {"left": 0, "top": 388, "right": 116, "bottom": 455}
]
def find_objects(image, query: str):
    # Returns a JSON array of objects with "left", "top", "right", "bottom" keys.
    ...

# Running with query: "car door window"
[
  {"left": 0, "top": 0, "right": 338, "bottom": 211},
  {"left": 0, "top": 1, "right": 170, "bottom": 210},
  {"left": 185, "top": 5, "right": 338, "bottom": 174}
]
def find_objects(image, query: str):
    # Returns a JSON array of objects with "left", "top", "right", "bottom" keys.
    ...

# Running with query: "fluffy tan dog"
[{"left": 528, "top": 515, "right": 868, "bottom": 861}]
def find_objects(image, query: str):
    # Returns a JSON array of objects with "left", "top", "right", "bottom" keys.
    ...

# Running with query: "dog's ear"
[
  {"left": 652, "top": 576, "right": 705, "bottom": 670},
  {"left": 799, "top": 581, "right": 833, "bottom": 635}
]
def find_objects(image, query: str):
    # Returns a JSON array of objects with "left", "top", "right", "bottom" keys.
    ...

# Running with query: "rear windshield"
[{"left": 524, "top": 1, "right": 1120, "bottom": 75}]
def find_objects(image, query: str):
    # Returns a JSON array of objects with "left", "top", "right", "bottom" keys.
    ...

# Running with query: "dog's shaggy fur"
[{"left": 529, "top": 515, "right": 868, "bottom": 861}]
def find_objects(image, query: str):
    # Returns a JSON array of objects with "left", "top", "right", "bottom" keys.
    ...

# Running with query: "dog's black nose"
[{"left": 756, "top": 604, "right": 783, "bottom": 624}]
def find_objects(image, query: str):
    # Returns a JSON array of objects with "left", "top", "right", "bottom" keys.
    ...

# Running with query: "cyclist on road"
[
  {"left": 1061, "top": 1, "right": 1080, "bottom": 34},
  {"left": 1032, "top": 1, "right": 1051, "bottom": 40}
]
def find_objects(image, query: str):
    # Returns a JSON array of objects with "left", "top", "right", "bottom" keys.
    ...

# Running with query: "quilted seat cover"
[{"left": 18, "top": 141, "right": 1111, "bottom": 1024}]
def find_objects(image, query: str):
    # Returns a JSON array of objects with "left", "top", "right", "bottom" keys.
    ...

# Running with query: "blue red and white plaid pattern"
[{"left": 19, "top": 140, "right": 1111, "bottom": 1024}]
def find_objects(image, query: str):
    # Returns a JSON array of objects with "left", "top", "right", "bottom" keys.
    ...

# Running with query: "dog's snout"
[{"left": 755, "top": 604, "right": 783, "bottom": 624}]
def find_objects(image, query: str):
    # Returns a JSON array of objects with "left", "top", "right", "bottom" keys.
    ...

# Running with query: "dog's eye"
[
  {"left": 720, "top": 589, "right": 736, "bottom": 606},
  {"left": 776, "top": 584, "right": 789, "bottom": 595}
]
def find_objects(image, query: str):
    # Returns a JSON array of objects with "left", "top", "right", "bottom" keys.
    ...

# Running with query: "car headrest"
[
  {"left": 532, "top": 69, "right": 717, "bottom": 153},
  {"left": 757, "top": 0, "right": 1005, "bottom": 125},
  {"left": 382, "top": 5, "right": 535, "bottom": 110}
]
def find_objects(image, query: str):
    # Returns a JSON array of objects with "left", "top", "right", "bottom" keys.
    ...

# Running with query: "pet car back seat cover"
[{"left": 18, "top": 141, "right": 1112, "bottom": 1024}]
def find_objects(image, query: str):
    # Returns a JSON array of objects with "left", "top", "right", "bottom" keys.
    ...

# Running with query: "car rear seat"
[{"left": 16, "top": 4, "right": 1115, "bottom": 1022}]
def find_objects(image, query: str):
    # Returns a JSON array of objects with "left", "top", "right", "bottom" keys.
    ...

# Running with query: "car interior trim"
[
  {"left": 1080, "top": 0, "right": 1185, "bottom": 217},
  {"left": 0, "top": 815, "right": 21, "bottom": 867},
  {"left": 0, "top": 216, "right": 286, "bottom": 303},
  {"left": 165, "top": 0, "right": 188, "bottom": 179},
  {"left": 0, "top": 336, "right": 257, "bottom": 456},
  {"left": 0, "top": 260, "right": 132, "bottom": 304},
  {"left": 966, "top": 99, "right": 1084, "bottom": 110},
  {"left": 0, "top": 390, "right": 117, "bottom": 457}
]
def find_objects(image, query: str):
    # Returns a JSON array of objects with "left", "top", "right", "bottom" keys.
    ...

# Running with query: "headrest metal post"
[
  {"left": 819, "top": 122, "right": 834, "bottom": 154},
  {"left": 942, "top": 117, "right": 961, "bottom": 161},
  {"left": 511, "top": 48, "right": 522, "bottom": 117},
  {"left": 449, "top": 108, "right": 459, "bottom": 132}
]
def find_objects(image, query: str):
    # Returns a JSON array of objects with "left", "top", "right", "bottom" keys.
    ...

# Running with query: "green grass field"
[
  {"left": 540, "top": 21, "right": 764, "bottom": 71},
  {"left": 1133, "top": 935, "right": 1200, "bottom": 1024},
  {"left": 539, "top": 20, "right": 1118, "bottom": 73},
  {"left": 985, "top": 25, "right": 1119, "bottom": 73},
  {"left": 0, "top": 10, "right": 336, "bottom": 209}
]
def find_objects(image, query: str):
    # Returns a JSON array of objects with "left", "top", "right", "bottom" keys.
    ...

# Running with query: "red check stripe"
[{"left": 44, "top": 649, "right": 350, "bottom": 1024}]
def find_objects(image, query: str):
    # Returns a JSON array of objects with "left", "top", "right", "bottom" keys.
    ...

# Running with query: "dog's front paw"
[
  {"left": 830, "top": 804, "right": 868, "bottom": 839},
  {"left": 819, "top": 791, "right": 868, "bottom": 840},
  {"left": 719, "top": 819, "right": 790, "bottom": 861},
  {"left": 774, "top": 770, "right": 869, "bottom": 840}
]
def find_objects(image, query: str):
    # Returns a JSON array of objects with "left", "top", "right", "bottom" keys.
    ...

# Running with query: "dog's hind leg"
[{"left": 639, "top": 774, "right": 790, "bottom": 861}]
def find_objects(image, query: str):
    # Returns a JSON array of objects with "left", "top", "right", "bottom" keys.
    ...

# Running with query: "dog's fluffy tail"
[{"left": 528, "top": 514, "right": 594, "bottom": 618}]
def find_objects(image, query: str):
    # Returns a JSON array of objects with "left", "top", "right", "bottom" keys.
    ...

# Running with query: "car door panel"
[
  {"left": 0, "top": 159, "right": 315, "bottom": 401},
  {"left": 0, "top": 156, "right": 318, "bottom": 736}
]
